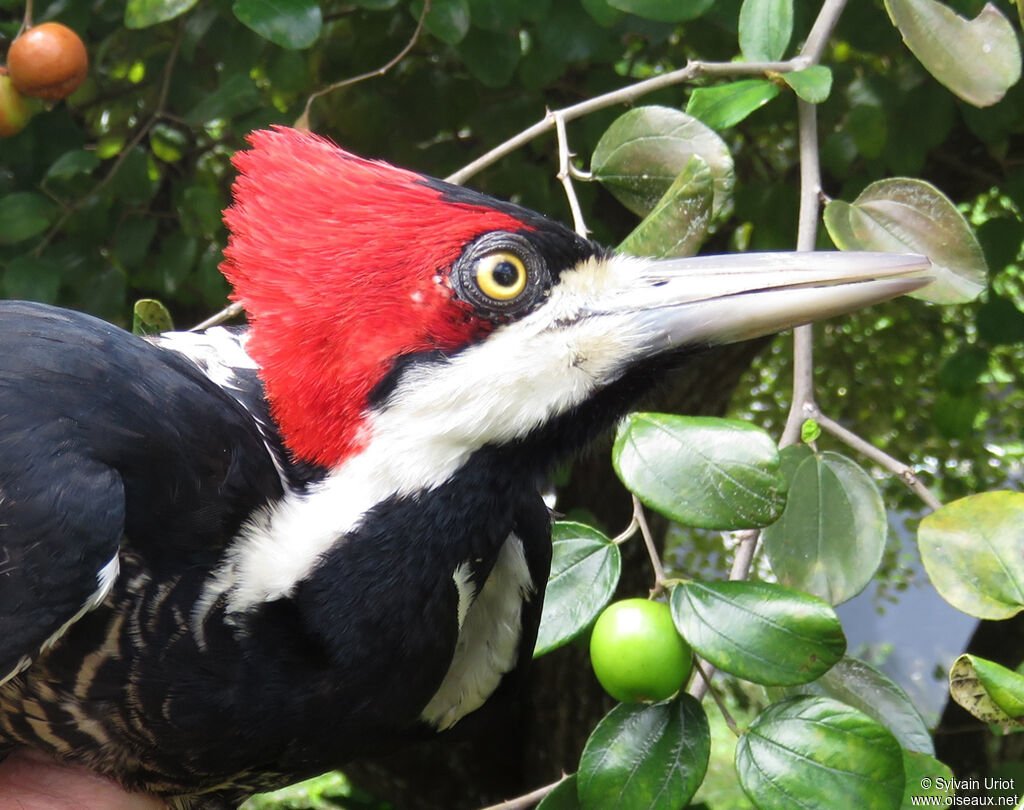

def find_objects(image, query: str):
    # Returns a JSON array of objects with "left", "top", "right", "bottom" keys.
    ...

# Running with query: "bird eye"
[
  {"left": 451, "top": 232, "right": 549, "bottom": 319},
  {"left": 474, "top": 253, "right": 528, "bottom": 301}
]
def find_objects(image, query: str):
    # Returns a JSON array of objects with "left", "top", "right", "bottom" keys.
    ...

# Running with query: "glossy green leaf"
[
  {"left": 132, "top": 298, "right": 174, "bottom": 336},
  {"left": 536, "top": 775, "right": 580, "bottom": 810},
  {"left": 763, "top": 449, "right": 887, "bottom": 605},
  {"left": 1, "top": 256, "right": 63, "bottom": 303},
  {"left": 782, "top": 65, "right": 833, "bottom": 104},
  {"left": 0, "top": 192, "right": 58, "bottom": 244},
  {"left": 412, "top": 0, "right": 471, "bottom": 44},
  {"left": 670, "top": 581, "right": 846, "bottom": 685},
  {"left": 736, "top": 697, "right": 904, "bottom": 810},
  {"left": 233, "top": 0, "right": 322, "bottom": 49},
  {"left": 685, "top": 80, "right": 780, "bottom": 130},
  {"left": 738, "top": 0, "right": 792, "bottom": 62},
  {"left": 581, "top": 0, "right": 625, "bottom": 26},
  {"left": 534, "top": 522, "right": 622, "bottom": 657},
  {"left": 775, "top": 656, "right": 934, "bottom": 755},
  {"left": 884, "top": 0, "right": 1021, "bottom": 107},
  {"left": 901, "top": 750, "right": 952, "bottom": 809},
  {"left": 824, "top": 178, "right": 988, "bottom": 304},
  {"left": 46, "top": 149, "right": 101, "bottom": 180},
  {"left": 949, "top": 654, "right": 1024, "bottom": 726},
  {"left": 183, "top": 73, "right": 261, "bottom": 125},
  {"left": 125, "top": 0, "right": 199, "bottom": 27},
  {"left": 457, "top": 28, "right": 520, "bottom": 88},
  {"left": 617, "top": 156, "right": 713, "bottom": 259},
  {"left": 613, "top": 414, "right": 787, "bottom": 530},
  {"left": 150, "top": 123, "right": 189, "bottom": 163},
  {"left": 607, "top": 0, "right": 713, "bottom": 23},
  {"left": 578, "top": 697, "right": 709, "bottom": 810},
  {"left": 918, "top": 491, "right": 1024, "bottom": 619},
  {"left": 592, "top": 106, "right": 734, "bottom": 220}
]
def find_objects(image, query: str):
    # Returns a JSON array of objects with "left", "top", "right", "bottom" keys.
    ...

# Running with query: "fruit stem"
[{"left": 693, "top": 659, "right": 741, "bottom": 736}]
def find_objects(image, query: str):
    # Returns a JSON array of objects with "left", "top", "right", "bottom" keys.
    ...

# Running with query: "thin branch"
[
  {"left": 476, "top": 775, "right": 571, "bottom": 810},
  {"left": 693, "top": 659, "right": 739, "bottom": 736},
  {"left": 810, "top": 408, "right": 943, "bottom": 511},
  {"left": 780, "top": 99, "right": 825, "bottom": 448},
  {"left": 551, "top": 111, "right": 588, "bottom": 237},
  {"left": 191, "top": 301, "right": 244, "bottom": 331},
  {"left": 296, "top": 0, "right": 430, "bottom": 129},
  {"left": 32, "top": 25, "right": 184, "bottom": 257},
  {"left": 446, "top": 57, "right": 810, "bottom": 185},
  {"left": 633, "top": 495, "right": 667, "bottom": 595}
]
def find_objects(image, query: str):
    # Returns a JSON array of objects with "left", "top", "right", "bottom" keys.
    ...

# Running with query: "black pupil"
[{"left": 492, "top": 260, "right": 520, "bottom": 288}]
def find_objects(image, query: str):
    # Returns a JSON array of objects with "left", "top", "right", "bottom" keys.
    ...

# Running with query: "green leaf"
[
  {"left": 150, "top": 123, "right": 189, "bottom": 163},
  {"left": 670, "top": 581, "right": 846, "bottom": 686},
  {"left": 775, "top": 656, "right": 934, "bottom": 755},
  {"left": 578, "top": 697, "right": 710, "bottom": 810},
  {"left": 592, "top": 106, "right": 735, "bottom": 220},
  {"left": 901, "top": 751, "right": 952, "bottom": 809},
  {"left": 114, "top": 217, "right": 159, "bottom": 268},
  {"left": 937, "top": 347, "right": 989, "bottom": 394},
  {"left": 884, "top": 0, "right": 1021, "bottom": 108},
  {"left": 182, "top": 72, "right": 261, "bottom": 125},
  {"left": 782, "top": 65, "right": 833, "bottom": 104},
  {"left": 800, "top": 419, "right": 821, "bottom": 444},
  {"left": 180, "top": 187, "right": 225, "bottom": 239},
  {"left": 617, "top": 156, "right": 713, "bottom": 259},
  {"left": 132, "top": 298, "right": 175, "bottom": 336},
  {"left": 823, "top": 178, "right": 988, "bottom": 304},
  {"left": 125, "top": 0, "right": 200, "bottom": 27},
  {"left": 933, "top": 390, "right": 981, "bottom": 440},
  {"left": 534, "top": 522, "right": 622, "bottom": 657},
  {"left": 736, "top": 697, "right": 904, "bottom": 810},
  {"left": 581, "top": 0, "right": 625, "bottom": 26},
  {"left": 686, "top": 80, "right": 780, "bottom": 130},
  {"left": 0, "top": 192, "right": 58, "bottom": 244},
  {"left": 46, "top": 149, "right": 101, "bottom": 180},
  {"left": 536, "top": 775, "right": 579, "bottom": 810},
  {"left": 762, "top": 449, "right": 887, "bottom": 605},
  {"left": 457, "top": 27, "right": 520, "bottom": 88},
  {"left": 232, "top": 0, "right": 322, "bottom": 49},
  {"left": 846, "top": 104, "right": 888, "bottom": 159},
  {"left": 1, "top": 256, "right": 63, "bottom": 302},
  {"left": 949, "top": 654, "right": 1024, "bottom": 726},
  {"left": 412, "top": 0, "right": 471, "bottom": 44},
  {"left": 738, "top": 0, "right": 793, "bottom": 61},
  {"left": 977, "top": 295, "right": 1024, "bottom": 345},
  {"left": 918, "top": 491, "right": 1024, "bottom": 619},
  {"left": 606, "top": 0, "right": 713, "bottom": 22},
  {"left": 613, "top": 414, "right": 787, "bottom": 530}
]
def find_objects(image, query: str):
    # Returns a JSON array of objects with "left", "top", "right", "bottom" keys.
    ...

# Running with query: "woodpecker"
[{"left": 0, "top": 127, "right": 929, "bottom": 808}]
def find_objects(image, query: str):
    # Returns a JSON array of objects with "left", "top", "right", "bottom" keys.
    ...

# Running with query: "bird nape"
[{"left": 0, "top": 127, "right": 930, "bottom": 808}]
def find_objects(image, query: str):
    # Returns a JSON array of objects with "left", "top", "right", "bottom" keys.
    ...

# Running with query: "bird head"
[{"left": 222, "top": 127, "right": 929, "bottom": 470}]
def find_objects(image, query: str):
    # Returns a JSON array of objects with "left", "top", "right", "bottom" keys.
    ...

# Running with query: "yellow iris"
[{"left": 474, "top": 252, "right": 528, "bottom": 301}]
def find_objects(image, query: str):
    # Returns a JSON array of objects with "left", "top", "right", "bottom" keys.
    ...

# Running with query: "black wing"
[{"left": 0, "top": 301, "right": 283, "bottom": 682}]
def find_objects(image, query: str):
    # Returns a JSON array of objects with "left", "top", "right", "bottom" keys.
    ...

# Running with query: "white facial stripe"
[
  {"left": 421, "top": 535, "right": 534, "bottom": 730},
  {"left": 212, "top": 256, "right": 650, "bottom": 615}
]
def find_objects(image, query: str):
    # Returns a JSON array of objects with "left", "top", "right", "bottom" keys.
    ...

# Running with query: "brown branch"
[
  {"left": 295, "top": 0, "right": 431, "bottom": 130},
  {"left": 31, "top": 25, "right": 184, "bottom": 257},
  {"left": 476, "top": 775, "right": 572, "bottom": 810}
]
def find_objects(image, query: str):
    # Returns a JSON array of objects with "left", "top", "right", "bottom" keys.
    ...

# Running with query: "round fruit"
[
  {"left": 7, "top": 22, "right": 88, "bottom": 101},
  {"left": 0, "top": 73, "right": 32, "bottom": 137},
  {"left": 589, "top": 598, "right": 693, "bottom": 703}
]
